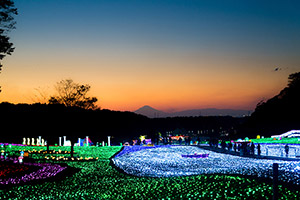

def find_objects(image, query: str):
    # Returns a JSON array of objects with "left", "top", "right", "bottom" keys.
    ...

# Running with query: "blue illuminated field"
[{"left": 113, "top": 146, "right": 300, "bottom": 184}]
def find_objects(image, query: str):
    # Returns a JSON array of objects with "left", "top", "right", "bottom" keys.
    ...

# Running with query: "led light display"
[
  {"left": 113, "top": 146, "right": 300, "bottom": 185},
  {"left": 0, "top": 145, "right": 299, "bottom": 199}
]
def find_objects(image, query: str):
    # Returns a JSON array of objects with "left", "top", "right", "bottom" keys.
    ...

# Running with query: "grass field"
[
  {"left": 251, "top": 137, "right": 300, "bottom": 144},
  {"left": 0, "top": 145, "right": 299, "bottom": 199}
]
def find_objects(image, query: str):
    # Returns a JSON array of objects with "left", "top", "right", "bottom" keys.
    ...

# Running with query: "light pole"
[
  {"left": 86, "top": 136, "right": 89, "bottom": 146},
  {"left": 108, "top": 136, "right": 111, "bottom": 146}
]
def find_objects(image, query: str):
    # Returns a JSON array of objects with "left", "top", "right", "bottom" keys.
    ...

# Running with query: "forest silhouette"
[
  {"left": 0, "top": 102, "right": 244, "bottom": 144},
  {"left": 242, "top": 72, "right": 300, "bottom": 138},
  {"left": 1, "top": 72, "right": 300, "bottom": 144}
]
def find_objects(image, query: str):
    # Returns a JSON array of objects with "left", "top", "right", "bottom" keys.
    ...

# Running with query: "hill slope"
[
  {"left": 242, "top": 72, "right": 300, "bottom": 137},
  {"left": 135, "top": 106, "right": 251, "bottom": 118}
]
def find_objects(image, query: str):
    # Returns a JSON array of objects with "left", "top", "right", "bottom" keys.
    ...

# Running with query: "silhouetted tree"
[
  {"left": 32, "top": 86, "right": 51, "bottom": 104},
  {"left": 287, "top": 72, "right": 300, "bottom": 88},
  {"left": 240, "top": 71, "right": 300, "bottom": 138},
  {"left": 0, "top": 0, "right": 18, "bottom": 92},
  {"left": 254, "top": 71, "right": 300, "bottom": 112},
  {"left": 49, "top": 79, "right": 98, "bottom": 109},
  {"left": 0, "top": 102, "right": 243, "bottom": 144}
]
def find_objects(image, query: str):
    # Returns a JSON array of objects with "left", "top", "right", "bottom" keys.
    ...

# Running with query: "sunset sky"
[{"left": 1, "top": 0, "right": 300, "bottom": 112}]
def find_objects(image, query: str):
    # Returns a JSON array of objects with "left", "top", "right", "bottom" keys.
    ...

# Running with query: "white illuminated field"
[{"left": 112, "top": 146, "right": 300, "bottom": 184}]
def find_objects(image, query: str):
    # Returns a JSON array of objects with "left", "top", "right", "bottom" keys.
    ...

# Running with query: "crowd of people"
[
  {"left": 211, "top": 140, "right": 290, "bottom": 157},
  {"left": 143, "top": 136, "right": 292, "bottom": 158}
]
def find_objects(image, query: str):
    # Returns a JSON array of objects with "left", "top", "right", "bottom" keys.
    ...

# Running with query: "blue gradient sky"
[{"left": 1, "top": 0, "right": 300, "bottom": 111}]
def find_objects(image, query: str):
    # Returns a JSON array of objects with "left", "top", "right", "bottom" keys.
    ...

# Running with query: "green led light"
[{"left": 1, "top": 145, "right": 299, "bottom": 199}]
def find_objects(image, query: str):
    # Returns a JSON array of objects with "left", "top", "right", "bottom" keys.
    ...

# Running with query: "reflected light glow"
[{"left": 113, "top": 146, "right": 300, "bottom": 185}]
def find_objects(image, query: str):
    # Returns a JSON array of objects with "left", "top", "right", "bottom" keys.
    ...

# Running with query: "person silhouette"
[
  {"left": 285, "top": 144, "right": 289, "bottom": 157},
  {"left": 250, "top": 142, "right": 255, "bottom": 155},
  {"left": 257, "top": 144, "right": 261, "bottom": 156}
]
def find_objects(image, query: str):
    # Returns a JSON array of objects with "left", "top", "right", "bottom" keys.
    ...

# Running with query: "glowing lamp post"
[
  {"left": 108, "top": 136, "right": 111, "bottom": 146},
  {"left": 71, "top": 141, "right": 74, "bottom": 158},
  {"left": 78, "top": 138, "right": 81, "bottom": 146},
  {"left": 86, "top": 136, "right": 89, "bottom": 147}
]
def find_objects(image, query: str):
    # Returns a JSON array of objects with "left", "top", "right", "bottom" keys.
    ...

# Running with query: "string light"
[
  {"left": 0, "top": 161, "right": 66, "bottom": 185},
  {"left": 0, "top": 145, "right": 299, "bottom": 199},
  {"left": 113, "top": 146, "right": 300, "bottom": 185}
]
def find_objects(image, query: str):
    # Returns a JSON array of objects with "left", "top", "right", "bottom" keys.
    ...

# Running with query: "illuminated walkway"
[
  {"left": 198, "top": 145, "right": 300, "bottom": 161},
  {"left": 113, "top": 146, "right": 300, "bottom": 185}
]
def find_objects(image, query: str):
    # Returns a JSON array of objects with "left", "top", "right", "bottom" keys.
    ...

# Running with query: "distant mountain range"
[{"left": 134, "top": 105, "right": 252, "bottom": 118}]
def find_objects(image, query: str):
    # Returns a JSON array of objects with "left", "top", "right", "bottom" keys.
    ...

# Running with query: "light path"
[
  {"left": 0, "top": 161, "right": 67, "bottom": 186},
  {"left": 112, "top": 146, "right": 300, "bottom": 185}
]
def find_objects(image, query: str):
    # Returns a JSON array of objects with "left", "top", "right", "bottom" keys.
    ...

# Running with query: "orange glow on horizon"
[
  {"left": 1, "top": 0, "right": 299, "bottom": 114},
  {"left": 0, "top": 47, "right": 291, "bottom": 112}
]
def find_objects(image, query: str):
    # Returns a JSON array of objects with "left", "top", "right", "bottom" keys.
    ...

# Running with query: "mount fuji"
[{"left": 134, "top": 105, "right": 251, "bottom": 118}]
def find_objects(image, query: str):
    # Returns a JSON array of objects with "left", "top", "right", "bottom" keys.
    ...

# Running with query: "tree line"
[
  {"left": 1, "top": 71, "right": 299, "bottom": 144},
  {"left": 0, "top": 102, "right": 244, "bottom": 144},
  {"left": 241, "top": 72, "right": 300, "bottom": 138}
]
